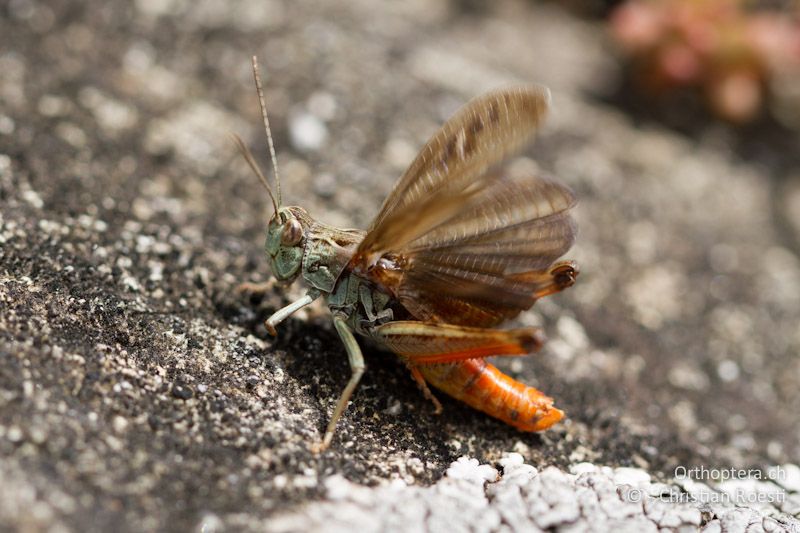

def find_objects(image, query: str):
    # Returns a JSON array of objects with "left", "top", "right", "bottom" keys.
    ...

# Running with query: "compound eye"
[{"left": 280, "top": 218, "right": 303, "bottom": 246}]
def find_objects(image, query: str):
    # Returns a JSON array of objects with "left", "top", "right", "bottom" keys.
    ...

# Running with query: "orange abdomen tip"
[{"left": 418, "top": 359, "right": 563, "bottom": 432}]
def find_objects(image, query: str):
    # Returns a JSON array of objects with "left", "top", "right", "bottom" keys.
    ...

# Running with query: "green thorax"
[
  {"left": 301, "top": 220, "right": 365, "bottom": 293},
  {"left": 327, "top": 271, "right": 392, "bottom": 334}
]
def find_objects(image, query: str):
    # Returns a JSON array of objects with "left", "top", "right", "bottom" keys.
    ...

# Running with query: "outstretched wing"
[
  {"left": 394, "top": 177, "right": 577, "bottom": 326},
  {"left": 352, "top": 86, "right": 578, "bottom": 328},
  {"left": 359, "top": 85, "right": 552, "bottom": 256}
]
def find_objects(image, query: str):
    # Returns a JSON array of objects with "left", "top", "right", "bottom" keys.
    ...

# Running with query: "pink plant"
[{"left": 611, "top": 0, "right": 800, "bottom": 123}]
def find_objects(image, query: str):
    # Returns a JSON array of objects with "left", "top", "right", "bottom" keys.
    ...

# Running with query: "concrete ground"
[{"left": 1, "top": 0, "right": 799, "bottom": 531}]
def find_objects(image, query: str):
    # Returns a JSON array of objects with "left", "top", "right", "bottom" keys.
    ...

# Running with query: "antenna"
[
  {"left": 251, "top": 55, "right": 282, "bottom": 206},
  {"left": 231, "top": 133, "right": 279, "bottom": 215}
]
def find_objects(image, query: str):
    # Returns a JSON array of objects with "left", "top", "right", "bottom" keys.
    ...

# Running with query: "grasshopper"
[{"left": 235, "top": 57, "right": 578, "bottom": 451}]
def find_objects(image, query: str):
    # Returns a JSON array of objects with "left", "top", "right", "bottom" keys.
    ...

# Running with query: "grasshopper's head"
[
  {"left": 236, "top": 57, "right": 319, "bottom": 286},
  {"left": 265, "top": 206, "right": 312, "bottom": 284}
]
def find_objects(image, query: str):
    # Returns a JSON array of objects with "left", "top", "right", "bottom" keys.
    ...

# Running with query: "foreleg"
[{"left": 264, "top": 290, "right": 319, "bottom": 336}]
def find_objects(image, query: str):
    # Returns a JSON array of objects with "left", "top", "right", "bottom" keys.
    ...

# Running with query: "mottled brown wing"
[
  {"left": 394, "top": 177, "right": 577, "bottom": 327},
  {"left": 353, "top": 86, "right": 577, "bottom": 328},
  {"left": 357, "top": 85, "right": 551, "bottom": 257}
]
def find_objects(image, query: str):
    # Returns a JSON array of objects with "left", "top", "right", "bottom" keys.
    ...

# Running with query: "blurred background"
[{"left": 1, "top": 0, "right": 799, "bottom": 530}]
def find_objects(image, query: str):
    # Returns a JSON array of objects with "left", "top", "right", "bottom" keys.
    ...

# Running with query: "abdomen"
[{"left": 417, "top": 359, "right": 564, "bottom": 431}]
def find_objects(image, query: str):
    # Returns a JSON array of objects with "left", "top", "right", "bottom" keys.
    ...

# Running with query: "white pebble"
[
  {"left": 289, "top": 111, "right": 328, "bottom": 152},
  {"left": 717, "top": 359, "right": 740, "bottom": 382}
]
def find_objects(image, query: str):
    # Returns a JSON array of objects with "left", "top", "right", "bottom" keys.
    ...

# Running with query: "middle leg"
[{"left": 313, "top": 315, "right": 366, "bottom": 452}]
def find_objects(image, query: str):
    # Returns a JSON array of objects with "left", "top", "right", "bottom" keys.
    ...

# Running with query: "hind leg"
[
  {"left": 372, "top": 321, "right": 545, "bottom": 364},
  {"left": 406, "top": 364, "right": 443, "bottom": 414},
  {"left": 371, "top": 321, "right": 561, "bottom": 431}
]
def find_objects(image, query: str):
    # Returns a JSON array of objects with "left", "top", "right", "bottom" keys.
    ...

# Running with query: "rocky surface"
[
  {"left": 1, "top": 0, "right": 799, "bottom": 531},
  {"left": 271, "top": 455, "right": 800, "bottom": 533}
]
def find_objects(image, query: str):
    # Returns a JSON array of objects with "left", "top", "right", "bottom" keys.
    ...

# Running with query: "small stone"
[
  {"left": 668, "top": 362, "right": 710, "bottom": 391},
  {"left": 289, "top": 110, "right": 328, "bottom": 152},
  {"left": 499, "top": 452, "right": 525, "bottom": 468},
  {"left": 29, "top": 426, "right": 47, "bottom": 444},
  {"left": 445, "top": 457, "right": 499, "bottom": 483},
  {"left": 7, "top": 426, "right": 23, "bottom": 443},
  {"left": 112, "top": 416, "right": 129, "bottom": 433},
  {"left": 717, "top": 360, "right": 740, "bottom": 382},
  {"left": 21, "top": 189, "right": 44, "bottom": 209},
  {"left": 38, "top": 94, "right": 70, "bottom": 117},
  {"left": 171, "top": 384, "right": 193, "bottom": 400}
]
